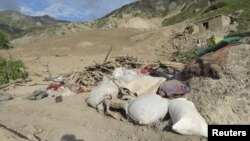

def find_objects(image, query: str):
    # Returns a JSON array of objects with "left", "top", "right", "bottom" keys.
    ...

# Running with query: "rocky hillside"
[
  {"left": 95, "top": 0, "right": 196, "bottom": 28},
  {"left": 97, "top": 0, "right": 250, "bottom": 32},
  {"left": 162, "top": 0, "right": 250, "bottom": 31},
  {"left": 104, "top": 0, "right": 191, "bottom": 19},
  {"left": 0, "top": 10, "right": 69, "bottom": 39}
]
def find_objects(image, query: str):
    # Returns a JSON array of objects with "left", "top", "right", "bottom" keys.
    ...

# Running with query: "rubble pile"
[{"left": 69, "top": 56, "right": 143, "bottom": 86}]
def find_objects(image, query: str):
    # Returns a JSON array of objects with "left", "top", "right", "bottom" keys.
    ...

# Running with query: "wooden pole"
[{"left": 104, "top": 46, "right": 113, "bottom": 63}]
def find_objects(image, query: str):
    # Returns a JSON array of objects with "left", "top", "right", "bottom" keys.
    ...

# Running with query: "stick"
[
  {"left": 15, "top": 83, "right": 49, "bottom": 86},
  {"left": 93, "top": 61, "right": 113, "bottom": 72},
  {"left": 100, "top": 66, "right": 113, "bottom": 73},
  {"left": 69, "top": 69, "right": 76, "bottom": 81},
  {"left": 45, "top": 61, "right": 53, "bottom": 80},
  {"left": 104, "top": 46, "right": 113, "bottom": 63},
  {"left": 37, "top": 59, "right": 53, "bottom": 81},
  {"left": 160, "top": 61, "right": 185, "bottom": 71},
  {"left": 0, "top": 123, "right": 31, "bottom": 140},
  {"left": 71, "top": 72, "right": 80, "bottom": 83},
  {"left": 0, "top": 83, "right": 11, "bottom": 90}
]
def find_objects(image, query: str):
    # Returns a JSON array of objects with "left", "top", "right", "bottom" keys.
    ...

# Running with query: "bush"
[
  {"left": 0, "top": 32, "right": 11, "bottom": 49},
  {"left": 96, "top": 18, "right": 108, "bottom": 28},
  {"left": 172, "top": 48, "right": 199, "bottom": 63},
  {"left": 204, "top": 2, "right": 227, "bottom": 13},
  {"left": 0, "top": 57, "right": 28, "bottom": 85}
]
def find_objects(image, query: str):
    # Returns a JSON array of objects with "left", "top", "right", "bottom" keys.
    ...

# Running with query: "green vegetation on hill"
[
  {"left": 103, "top": 0, "right": 167, "bottom": 19},
  {"left": 0, "top": 57, "right": 28, "bottom": 85},
  {"left": 162, "top": 0, "right": 208, "bottom": 26},
  {"left": 173, "top": 48, "right": 199, "bottom": 63},
  {"left": 162, "top": 0, "right": 250, "bottom": 31},
  {"left": 0, "top": 10, "right": 68, "bottom": 39},
  {"left": 97, "top": 0, "right": 192, "bottom": 28},
  {"left": 98, "top": 0, "right": 250, "bottom": 31},
  {"left": 201, "top": 0, "right": 250, "bottom": 31},
  {"left": 105, "top": 0, "right": 198, "bottom": 19}
]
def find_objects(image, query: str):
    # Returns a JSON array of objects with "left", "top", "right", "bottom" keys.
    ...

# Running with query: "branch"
[
  {"left": 45, "top": 61, "right": 53, "bottom": 81},
  {"left": 104, "top": 46, "right": 113, "bottom": 63}
]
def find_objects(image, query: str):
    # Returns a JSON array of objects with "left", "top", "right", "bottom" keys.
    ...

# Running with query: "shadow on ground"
[{"left": 60, "top": 134, "right": 84, "bottom": 141}]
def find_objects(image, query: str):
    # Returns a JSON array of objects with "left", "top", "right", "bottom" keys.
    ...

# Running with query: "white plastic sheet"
[{"left": 113, "top": 67, "right": 142, "bottom": 83}]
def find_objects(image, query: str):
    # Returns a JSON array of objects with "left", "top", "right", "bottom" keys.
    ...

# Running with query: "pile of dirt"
[{"left": 187, "top": 44, "right": 250, "bottom": 124}]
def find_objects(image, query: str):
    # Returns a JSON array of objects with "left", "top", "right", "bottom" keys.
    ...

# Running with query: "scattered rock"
[{"left": 55, "top": 95, "right": 63, "bottom": 103}]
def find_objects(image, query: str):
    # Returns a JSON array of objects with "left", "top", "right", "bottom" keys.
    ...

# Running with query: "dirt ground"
[
  {"left": 187, "top": 45, "right": 250, "bottom": 124},
  {"left": 0, "top": 26, "right": 249, "bottom": 141}
]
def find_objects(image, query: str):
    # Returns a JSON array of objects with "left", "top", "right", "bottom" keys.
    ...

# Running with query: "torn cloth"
[
  {"left": 29, "top": 90, "right": 48, "bottom": 100},
  {"left": 124, "top": 76, "right": 166, "bottom": 96},
  {"left": 150, "top": 68, "right": 175, "bottom": 80},
  {"left": 140, "top": 65, "right": 157, "bottom": 75},
  {"left": 47, "top": 86, "right": 76, "bottom": 97},
  {"left": 0, "top": 94, "right": 13, "bottom": 101},
  {"left": 47, "top": 82, "right": 64, "bottom": 91}
]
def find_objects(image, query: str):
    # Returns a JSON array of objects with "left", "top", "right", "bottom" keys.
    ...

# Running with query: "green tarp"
[{"left": 196, "top": 36, "right": 241, "bottom": 57}]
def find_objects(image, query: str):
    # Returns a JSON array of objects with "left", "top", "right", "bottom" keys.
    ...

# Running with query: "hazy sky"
[{"left": 0, "top": 0, "right": 136, "bottom": 21}]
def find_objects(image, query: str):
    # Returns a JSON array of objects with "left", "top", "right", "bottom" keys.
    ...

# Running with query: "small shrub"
[
  {"left": 0, "top": 32, "right": 11, "bottom": 49},
  {"left": 172, "top": 48, "right": 199, "bottom": 63},
  {"left": 0, "top": 57, "right": 28, "bottom": 85},
  {"left": 115, "top": 12, "right": 123, "bottom": 18},
  {"left": 204, "top": 2, "right": 227, "bottom": 13},
  {"left": 96, "top": 18, "right": 108, "bottom": 28}
]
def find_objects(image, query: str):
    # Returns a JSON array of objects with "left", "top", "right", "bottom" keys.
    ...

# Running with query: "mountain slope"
[
  {"left": 162, "top": 0, "right": 208, "bottom": 26},
  {"left": 0, "top": 10, "right": 69, "bottom": 39},
  {"left": 96, "top": 0, "right": 194, "bottom": 28},
  {"left": 162, "top": 0, "right": 250, "bottom": 31},
  {"left": 97, "top": 0, "right": 249, "bottom": 32},
  {"left": 103, "top": 0, "right": 193, "bottom": 19}
]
